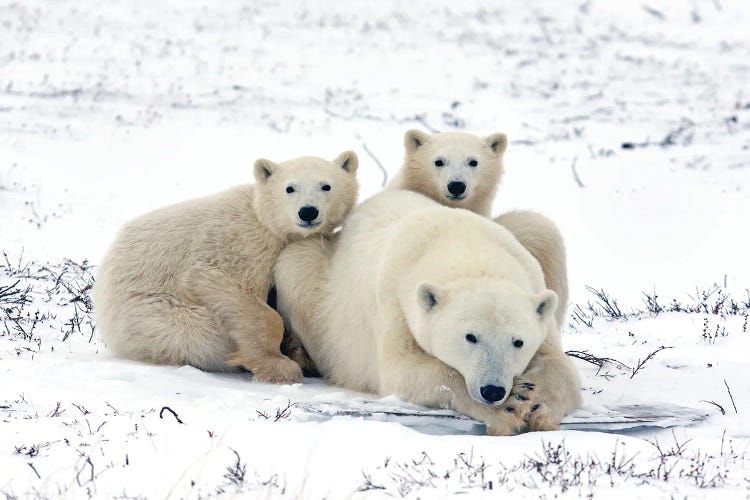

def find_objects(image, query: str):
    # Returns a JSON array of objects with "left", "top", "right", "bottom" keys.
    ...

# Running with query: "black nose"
[
  {"left": 480, "top": 385, "right": 506, "bottom": 403},
  {"left": 447, "top": 181, "right": 466, "bottom": 196},
  {"left": 298, "top": 205, "right": 319, "bottom": 223}
]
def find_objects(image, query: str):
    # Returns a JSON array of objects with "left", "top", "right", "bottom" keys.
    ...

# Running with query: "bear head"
[
  {"left": 253, "top": 151, "right": 359, "bottom": 238},
  {"left": 400, "top": 130, "right": 507, "bottom": 215},
  {"left": 412, "top": 278, "right": 556, "bottom": 406}
]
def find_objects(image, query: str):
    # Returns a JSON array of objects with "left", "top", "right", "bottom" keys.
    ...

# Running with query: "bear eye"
[
  {"left": 465, "top": 334, "right": 478, "bottom": 344},
  {"left": 513, "top": 339, "right": 524, "bottom": 348},
  {"left": 321, "top": 184, "right": 331, "bottom": 192},
  {"left": 285, "top": 186, "right": 295, "bottom": 194},
  {"left": 468, "top": 159, "right": 478, "bottom": 167},
  {"left": 434, "top": 159, "right": 445, "bottom": 167}
]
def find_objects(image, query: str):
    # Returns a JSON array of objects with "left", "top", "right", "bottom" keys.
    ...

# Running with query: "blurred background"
[{"left": 2, "top": 0, "right": 749, "bottom": 305}]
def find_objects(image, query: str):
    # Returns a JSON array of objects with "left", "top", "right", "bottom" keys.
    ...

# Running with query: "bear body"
[
  {"left": 93, "top": 152, "right": 358, "bottom": 383},
  {"left": 275, "top": 190, "right": 581, "bottom": 434},
  {"left": 389, "top": 129, "right": 569, "bottom": 325}
]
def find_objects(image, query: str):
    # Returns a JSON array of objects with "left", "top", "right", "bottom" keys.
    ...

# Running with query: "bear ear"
[
  {"left": 333, "top": 150, "right": 358, "bottom": 174},
  {"left": 532, "top": 290, "right": 558, "bottom": 324},
  {"left": 484, "top": 133, "right": 508, "bottom": 155},
  {"left": 254, "top": 158, "right": 279, "bottom": 183},
  {"left": 404, "top": 129, "right": 431, "bottom": 155},
  {"left": 416, "top": 282, "right": 443, "bottom": 312}
]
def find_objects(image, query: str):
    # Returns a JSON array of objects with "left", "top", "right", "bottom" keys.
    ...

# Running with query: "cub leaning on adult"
[
  {"left": 275, "top": 190, "right": 582, "bottom": 434},
  {"left": 388, "top": 129, "right": 568, "bottom": 326},
  {"left": 93, "top": 152, "right": 358, "bottom": 383}
]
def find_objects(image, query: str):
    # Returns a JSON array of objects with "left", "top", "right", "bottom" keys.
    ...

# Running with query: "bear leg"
[
  {"left": 274, "top": 237, "right": 334, "bottom": 374},
  {"left": 516, "top": 336, "right": 583, "bottom": 431},
  {"left": 186, "top": 264, "right": 302, "bottom": 384},
  {"left": 99, "top": 291, "right": 230, "bottom": 371}
]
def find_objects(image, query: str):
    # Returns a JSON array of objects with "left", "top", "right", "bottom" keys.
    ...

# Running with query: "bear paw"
[
  {"left": 526, "top": 402, "right": 560, "bottom": 432},
  {"left": 485, "top": 407, "right": 528, "bottom": 436},
  {"left": 502, "top": 378, "right": 537, "bottom": 416},
  {"left": 487, "top": 378, "right": 539, "bottom": 435},
  {"left": 228, "top": 352, "right": 303, "bottom": 384},
  {"left": 285, "top": 345, "right": 320, "bottom": 378}
]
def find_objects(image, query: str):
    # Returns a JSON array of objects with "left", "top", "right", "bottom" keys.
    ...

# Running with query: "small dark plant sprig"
[
  {"left": 724, "top": 380, "right": 738, "bottom": 414},
  {"left": 159, "top": 406, "right": 184, "bottom": 424},
  {"left": 702, "top": 318, "right": 729, "bottom": 344},
  {"left": 565, "top": 350, "right": 631, "bottom": 376},
  {"left": 14, "top": 442, "right": 54, "bottom": 458},
  {"left": 647, "top": 431, "right": 691, "bottom": 482},
  {"left": 255, "top": 400, "right": 295, "bottom": 422},
  {"left": 571, "top": 304, "right": 595, "bottom": 329},
  {"left": 643, "top": 289, "right": 664, "bottom": 314},
  {"left": 0, "top": 280, "right": 32, "bottom": 306},
  {"left": 586, "top": 286, "right": 625, "bottom": 319},
  {"left": 223, "top": 449, "right": 246, "bottom": 488},
  {"left": 630, "top": 346, "right": 673, "bottom": 379},
  {"left": 699, "top": 400, "right": 726, "bottom": 415},
  {"left": 358, "top": 472, "right": 386, "bottom": 492}
]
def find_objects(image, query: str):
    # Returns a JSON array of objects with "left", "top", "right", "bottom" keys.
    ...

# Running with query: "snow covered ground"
[{"left": 2, "top": 0, "right": 750, "bottom": 497}]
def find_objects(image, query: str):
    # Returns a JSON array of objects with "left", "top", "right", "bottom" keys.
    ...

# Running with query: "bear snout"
[
  {"left": 298, "top": 205, "right": 320, "bottom": 223},
  {"left": 480, "top": 384, "right": 506, "bottom": 404},
  {"left": 447, "top": 181, "right": 467, "bottom": 198}
]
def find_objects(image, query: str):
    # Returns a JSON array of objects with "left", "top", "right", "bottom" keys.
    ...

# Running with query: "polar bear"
[
  {"left": 275, "top": 190, "right": 582, "bottom": 434},
  {"left": 388, "top": 129, "right": 569, "bottom": 325},
  {"left": 388, "top": 130, "right": 507, "bottom": 216},
  {"left": 93, "top": 152, "right": 358, "bottom": 383}
]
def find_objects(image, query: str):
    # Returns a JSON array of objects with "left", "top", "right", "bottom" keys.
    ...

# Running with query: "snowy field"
[{"left": 2, "top": 0, "right": 750, "bottom": 497}]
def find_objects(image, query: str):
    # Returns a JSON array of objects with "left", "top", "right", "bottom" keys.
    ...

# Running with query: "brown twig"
[
  {"left": 361, "top": 141, "right": 389, "bottom": 187},
  {"left": 630, "top": 346, "right": 673, "bottom": 379},
  {"left": 159, "top": 406, "right": 184, "bottom": 424},
  {"left": 28, "top": 462, "right": 41, "bottom": 479},
  {"left": 699, "top": 400, "right": 726, "bottom": 415},
  {"left": 724, "top": 380, "right": 738, "bottom": 414},
  {"left": 570, "top": 157, "right": 584, "bottom": 188}
]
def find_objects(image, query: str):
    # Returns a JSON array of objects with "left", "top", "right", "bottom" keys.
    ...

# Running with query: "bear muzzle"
[
  {"left": 297, "top": 205, "right": 321, "bottom": 228},
  {"left": 446, "top": 181, "right": 467, "bottom": 200}
]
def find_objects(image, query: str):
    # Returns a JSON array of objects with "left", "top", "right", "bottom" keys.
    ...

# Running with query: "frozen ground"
[{"left": 2, "top": 0, "right": 750, "bottom": 497}]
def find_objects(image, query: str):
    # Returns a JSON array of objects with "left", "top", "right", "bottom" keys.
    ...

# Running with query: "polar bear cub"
[
  {"left": 388, "top": 130, "right": 507, "bottom": 216},
  {"left": 275, "top": 190, "right": 582, "bottom": 434},
  {"left": 93, "top": 152, "right": 358, "bottom": 383},
  {"left": 389, "top": 129, "right": 569, "bottom": 325}
]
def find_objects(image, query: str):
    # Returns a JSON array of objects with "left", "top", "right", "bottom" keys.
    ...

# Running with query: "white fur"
[
  {"left": 388, "top": 129, "right": 507, "bottom": 216},
  {"left": 388, "top": 129, "right": 570, "bottom": 325},
  {"left": 93, "top": 152, "right": 358, "bottom": 383},
  {"left": 275, "top": 190, "right": 581, "bottom": 434},
  {"left": 495, "top": 210, "right": 569, "bottom": 325}
]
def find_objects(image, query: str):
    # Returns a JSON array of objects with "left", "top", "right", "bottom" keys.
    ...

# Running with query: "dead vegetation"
[
  {"left": 1, "top": 252, "right": 97, "bottom": 355},
  {"left": 359, "top": 436, "right": 745, "bottom": 496},
  {"left": 569, "top": 283, "right": 750, "bottom": 337}
]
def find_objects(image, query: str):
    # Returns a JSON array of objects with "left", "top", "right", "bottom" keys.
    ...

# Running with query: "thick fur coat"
[
  {"left": 93, "top": 152, "right": 358, "bottom": 383},
  {"left": 388, "top": 129, "right": 569, "bottom": 325},
  {"left": 275, "top": 190, "right": 582, "bottom": 434}
]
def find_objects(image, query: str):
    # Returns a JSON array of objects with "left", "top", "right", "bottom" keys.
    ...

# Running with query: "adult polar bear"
[
  {"left": 389, "top": 129, "right": 569, "bottom": 326},
  {"left": 275, "top": 190, "right": 582, "bottom": 434}
]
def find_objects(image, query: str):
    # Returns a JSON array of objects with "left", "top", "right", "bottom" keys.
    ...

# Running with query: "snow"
[{"left": 2, "top": 0, "right": 750, "bottom": 497}]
